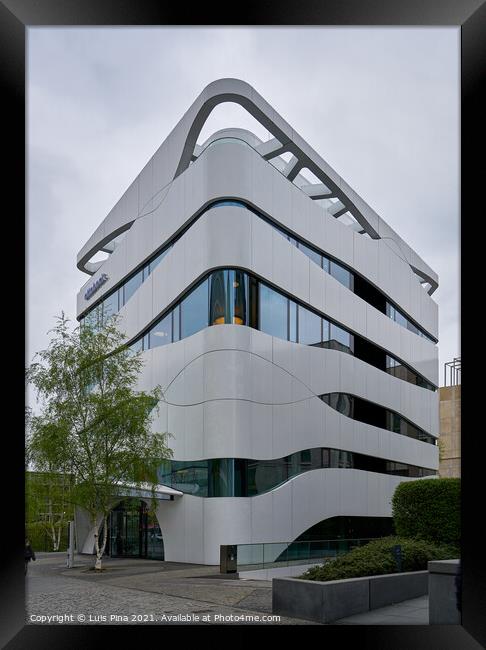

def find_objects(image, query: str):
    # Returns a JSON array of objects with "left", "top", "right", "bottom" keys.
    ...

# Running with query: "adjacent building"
[
  {"left": 75, "top": 79, "right": 440, "bottom": 565},
  {"left": 439, "top": 358, "right": 461, "bottom": 478}
]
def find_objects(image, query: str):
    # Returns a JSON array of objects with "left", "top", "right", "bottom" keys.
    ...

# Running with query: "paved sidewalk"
[
  {"left": 26, "top": 553, "right": 430, "bottom": 626},
  {"left": 26, "top": 553, "right": 314, "bottom": 625},
  {"left": 333, "top": 595, "right": 429, "bottom": 625}
]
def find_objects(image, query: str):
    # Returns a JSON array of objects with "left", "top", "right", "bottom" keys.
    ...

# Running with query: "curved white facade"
[{"left": 76, "top": 79, "right": 439, "bottom": 565}]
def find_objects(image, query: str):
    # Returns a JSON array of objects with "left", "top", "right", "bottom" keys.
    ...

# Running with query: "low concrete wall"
[
  {"left": 273, "top": 571, "right": 428, "bottom": 623},
  {"left": 428, "top": 559, "right": 461, "bottom": 625},
  {"left": 369, "top": 571, "right": 428, "bottom": 609}
]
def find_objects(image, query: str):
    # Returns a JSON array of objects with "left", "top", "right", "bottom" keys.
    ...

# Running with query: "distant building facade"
[{"left": 439, "top": 358, "right": 461, "bottom": 478}]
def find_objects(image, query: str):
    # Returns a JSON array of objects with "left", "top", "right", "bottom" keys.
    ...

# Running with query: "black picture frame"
[{"left": 3, "top": 1, "right": 483, "bottom": 646}]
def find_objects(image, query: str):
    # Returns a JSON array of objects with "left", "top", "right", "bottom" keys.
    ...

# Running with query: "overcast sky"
[{"left": 27, "top": 27, "right": 460, "bottom": 406}]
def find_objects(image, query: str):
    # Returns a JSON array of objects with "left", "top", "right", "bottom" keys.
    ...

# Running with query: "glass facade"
[
  {"left": 157, "top": 447, "right": 436, "bottom": 497},
  {"left": 109, "top": 500, "right": 164, "bottom": 560},
  {"left": 321, "top": 393, "right": 436, "bottom": 445},
  {"left": 79, "top": 199, "right": 436, "bottom": 343}
]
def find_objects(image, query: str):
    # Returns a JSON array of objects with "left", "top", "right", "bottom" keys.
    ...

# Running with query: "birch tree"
[
  {"left": 25, "top": 467, "right": 72, "bottom": 551},
  {"left": 26, "top": 312, "right": 172, "bottom": 570}
]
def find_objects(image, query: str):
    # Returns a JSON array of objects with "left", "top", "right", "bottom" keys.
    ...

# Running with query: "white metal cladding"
[
  {"left": 155, "top": 470, "right": 428, "bottom": 566},
  {"left": 77, "top": 78, "right": 438, "bottom": 295},
  {"left": 77, "top": 141, "right": 438, "bottom": 340},
  {"left": 76, "top": 79, "right": 439, "bottom": 565},
  {"left": 81, "top": 207, "right": 438, "bottom": 386},
  {"left": 134, "top": 325, "right": 439, "bottom": 460}
]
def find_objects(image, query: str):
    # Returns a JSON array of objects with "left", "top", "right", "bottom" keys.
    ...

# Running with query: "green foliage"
[
  {"left": 392, "top": 478, "right": 460, "bottom": 546},
  {"left": 26, "top": 312, "right": 173, "bottom": 566},
  {"left": 26, "top": 521, "right": 69, "bottom": 553},
  {"left": 299, "top": 536, "right": 458, "bottom": 582}
]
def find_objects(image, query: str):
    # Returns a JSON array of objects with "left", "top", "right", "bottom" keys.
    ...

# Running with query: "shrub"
[
  {"left": 392, "top": 478, "right": 460, "bottom": 546},
  {"left": 299, "top": 536, "right": 458, "bottom": 581}
]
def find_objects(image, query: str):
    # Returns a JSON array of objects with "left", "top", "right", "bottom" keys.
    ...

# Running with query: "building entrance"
[{"left": 108, "top": 499, "right": 164, "bottom": 560}]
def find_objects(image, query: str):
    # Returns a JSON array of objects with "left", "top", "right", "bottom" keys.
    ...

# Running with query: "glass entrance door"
[{"left": 109, "top": 500, "right": 164, "bottom": 560}]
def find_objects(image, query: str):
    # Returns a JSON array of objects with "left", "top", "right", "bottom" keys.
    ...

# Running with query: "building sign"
[{"left": 85, "top": 273, "right": 109, "bottom": 300}]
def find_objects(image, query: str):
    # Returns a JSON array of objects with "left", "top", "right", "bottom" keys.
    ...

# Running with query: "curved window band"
[
  {"left": 129, "top": 269, "right": 435, "bottom": 391},
  {"left": 79, "top": 199, "right": 436, "bottom": 343},
  {"left": 320, "top": 393, "right": 436, "bottom": 445},
  {"left": 157, "top": 447, "right": 436, "bottom": 498},
  {"left": 83, "top": 268, "right": 436, "bottom": 392}
]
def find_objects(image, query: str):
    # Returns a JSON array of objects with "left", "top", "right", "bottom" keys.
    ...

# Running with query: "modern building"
[
  {"left": 439, "top": 358, "right": 461, "bottom": 478},
  {"left": 75, "top": 79, "right": 439, "bottom": 565}
]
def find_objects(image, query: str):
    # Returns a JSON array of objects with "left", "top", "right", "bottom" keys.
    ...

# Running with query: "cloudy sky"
[{"left": 27, "top": 27, "right": 459, "bottom": 406}]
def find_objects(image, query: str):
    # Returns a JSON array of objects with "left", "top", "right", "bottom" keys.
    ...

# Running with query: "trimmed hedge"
[
  {"left": 392, "top": 478, "right": 460, "bottom": 547},
  {"left": 299, "top": 536, "right": 458, "bottom": 582}
]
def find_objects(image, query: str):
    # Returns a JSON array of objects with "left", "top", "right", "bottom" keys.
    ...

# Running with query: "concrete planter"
[
  {"left": 272, "top": 570, "right": 428, "bottom": 623},
  {"left": 428, "top": 559, "right": 461, "bottom": 624}
]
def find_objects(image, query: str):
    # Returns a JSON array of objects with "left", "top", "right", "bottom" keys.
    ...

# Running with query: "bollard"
[{"left": 66, "top": 521, "right": 75, "bottom": 568}]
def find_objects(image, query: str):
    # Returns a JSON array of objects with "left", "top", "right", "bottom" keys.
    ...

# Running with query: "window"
[
  {"left": 298, "top": 305, "right": 322, "bottom": 346},
  {"left": 102, "top": 292, "right": 118, "bottom": 323},
  {"left": 151, "top": 246, "right": 172, "bottom": 274},
  {"left": 212, "top": 200, "right": 246, "bottom": 208},
  {"left": 407, "top": 320, "right": 419, "bottom": 335},
  {"left": 335, "top": 394, "right": 354, "bottom": 418},
  {"left": 84, "top": 304, "right": 103, "bottom": 331},
  {"left": 173, "top": 307, "right": 180, "bottom": 342},
  {"left": 321, "top": 318, "right": 330, "bottom": 345},
  {"left": 322, "top": 393, "right": 354, "bottom": 418},
  {"left": 123, "top": 270, "right": 143, "bottom": 304},
  {"left": 259, "top": 283, "right": 288, "bottom": 340},
  {"left": 180, "top": 278, "right": 209, "bottom": 339},
  {"left": 209, "top": 459, "right": 235, "bottom": 497},
  {"left": 395, "top": 309, "right": 408, "bottom": 328},
  {"left": 330, "top": 261, "right": 353, "bottom": 290},
  {"left": 329, "top": 323, "right": 353, "bottom": 354},
  {"left": 209, "top": 270, "right": 248, "bottom": 326},
  {"left": 129, "top": 338, "right": 143, "bottom": 354},
  {"left": 331, "top": 449, "right": 354, "bottom": 469},
  {"left": 209, "top": 270, "right": 227, "bottom": 325},
  {"left": 298, "top": 242, "right": 322, "bottom": 268},
  {"left": 149, "top": 312, "right": 172, "bottom": 348},
  {"left": 232, "top": 271, "right": 248, "bottom": 325},
  {"left": 157, "top": 448, "right": 435, "bottom": 497},
  {"left": 289, "top": 301, "right": 297, "bottom": 342}
]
